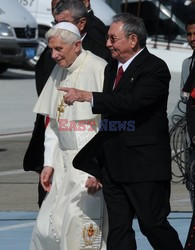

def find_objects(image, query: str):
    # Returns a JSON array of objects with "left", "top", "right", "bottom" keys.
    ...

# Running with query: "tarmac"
[{"left": 0, "top": 69, "right": 194, "bottom": 249}]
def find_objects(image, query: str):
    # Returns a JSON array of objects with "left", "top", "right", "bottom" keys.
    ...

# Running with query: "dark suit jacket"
[
  {"left": 83, "top": 10, "right": 111, "bottom": 63},
  {"left": 23, "top": 14, "right": 110, "bottom": 172},
  {"left": 186, "top": 97, "right": 195, "bottom": 146},
  {"left": 186, "top": 100, "right": 195, "bottom": 146},
  {"left": 73, "top": 48, "right": 172, "bottom": 183},
  {"left": 23, "top": 114, "right": 45, "bottom": 173},
  {"left": 35, "top": 46, "right": 56, "bottom": 96},
  {"left": 184, "top": 63, "right": 195, "bottom": 144}
]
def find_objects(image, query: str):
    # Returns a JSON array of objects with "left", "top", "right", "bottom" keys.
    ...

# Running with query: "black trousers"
[
  {"left": 185, "top": 194, "right": 195, "bottom": 249},
  {"left": 102, "top": 167, "right": 183, "bottom": 250},
  {"left": 185, "top": 210, "right": 195, "bottom": 249}
]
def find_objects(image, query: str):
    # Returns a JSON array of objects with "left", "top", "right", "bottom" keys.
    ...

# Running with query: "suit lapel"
[
  {"left": 103, "top": 48, "right": 150, "bottom": 93},
  {"left": 114, "top": 48, "right": 150, "bottom": 92},
  {"left": 103, "top": 60, "right": 118, "bottom": 92}
]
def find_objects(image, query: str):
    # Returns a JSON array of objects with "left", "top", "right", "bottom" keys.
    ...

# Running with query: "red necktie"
[
  {"left": 191, "top": 88, "right": 195, "bottom": 98},
  {"left": 45, "top": 116, "right": 50, "bottom": 128},
  {"left": 114, "top": 66, "right": 124, "bottom": 89}
]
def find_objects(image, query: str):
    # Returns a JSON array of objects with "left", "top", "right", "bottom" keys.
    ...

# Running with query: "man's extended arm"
[{"left": 58, "top": 87, "right": 92, "bottom": 105}]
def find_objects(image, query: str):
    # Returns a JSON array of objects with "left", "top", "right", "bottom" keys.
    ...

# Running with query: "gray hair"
[
  {"left": 112, "top": 13, "right": 147, "bottom": 48},
  {"left": 54, "top": 0, "right": 87, "bottom": 20},
  {"left": 45, "top": 28, "right": 81, "bottom": 44}
]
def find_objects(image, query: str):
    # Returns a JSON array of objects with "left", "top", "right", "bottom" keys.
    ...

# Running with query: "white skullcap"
[{"left": 53, "top": 22, "right": 81, "bottom": 38}]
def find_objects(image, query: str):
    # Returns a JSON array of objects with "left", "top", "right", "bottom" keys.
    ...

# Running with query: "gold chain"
[{"left": 57, "top": 51, "right": 87, "bottom": 122}]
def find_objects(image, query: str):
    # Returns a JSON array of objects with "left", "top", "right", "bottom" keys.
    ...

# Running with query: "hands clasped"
[{"left": 58, "top": 87, "right": 92, "bottom": 105}]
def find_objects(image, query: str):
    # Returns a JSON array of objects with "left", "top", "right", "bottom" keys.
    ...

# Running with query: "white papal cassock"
[{"left": 29, "top": 50, "right": 108, "bottom": 250}]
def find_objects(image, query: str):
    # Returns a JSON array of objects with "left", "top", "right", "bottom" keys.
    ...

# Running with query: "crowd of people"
[{"left": 23, "top": 0, "right": 195, "bottom": 249}]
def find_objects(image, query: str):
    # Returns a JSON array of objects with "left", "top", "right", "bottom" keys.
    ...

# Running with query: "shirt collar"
[{"left": 118, "top": 48, "right": 144, "bottom": 72}]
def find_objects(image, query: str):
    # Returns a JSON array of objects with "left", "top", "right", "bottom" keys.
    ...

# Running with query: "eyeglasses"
[{"left": 105, "top": 33, "right": 132, "bottom": 44}]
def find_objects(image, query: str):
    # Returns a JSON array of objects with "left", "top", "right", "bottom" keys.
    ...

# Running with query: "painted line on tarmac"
[
  {"left": 171, "top": 198, "right": 191, "bottom": 203},
  {"left": 0, "top": 131, "right": 32, "bottom": 138},
  {"left": 0, "top": 169, "right": 26, "bottom": 176},
  {"left": 0, "top": 222, "right": 35, "bottom": 232}
]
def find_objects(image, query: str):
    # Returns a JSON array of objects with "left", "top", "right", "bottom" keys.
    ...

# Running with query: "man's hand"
[
  {"left": 58, "top": 87, "right": 92, "bottom": 105},
  {"left": 85, "top": 176, "right": 102, "bottom": 195},
  {"left": 40, "top": 166, "right": 54, "bottom": 192}
]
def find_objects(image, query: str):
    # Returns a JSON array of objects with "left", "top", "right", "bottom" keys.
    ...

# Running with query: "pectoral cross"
[{"left": 57, "top": 99, "right": 65, "bottom": 122}]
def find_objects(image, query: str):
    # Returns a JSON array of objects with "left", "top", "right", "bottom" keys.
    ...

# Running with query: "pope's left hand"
[
  {"left": 40, "top": 166, "right": 54, "bottom": 192},
  {"left": 58, "top": 87, "right": 92, "bottom": 105}
]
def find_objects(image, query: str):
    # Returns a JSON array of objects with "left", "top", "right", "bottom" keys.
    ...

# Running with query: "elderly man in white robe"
[{"left": 30, "top": 22, "right": 107, "bottom": 250}]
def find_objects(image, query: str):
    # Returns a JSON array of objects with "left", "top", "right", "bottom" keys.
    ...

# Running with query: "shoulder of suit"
[
  {"left": 105, "top": 59, "right": 118, "bottom": 71},
  {"left": 145, "top": 48, "right": 167, "bottom": 65},
  {"left": 87, "top": 10, "right": 107, "bottom": 29},
  {"left": 86, "top": 12, "right": 108, "bottom": 37},
  {"left": 85, "top": 26, "right": 107, "bottom": 43}
]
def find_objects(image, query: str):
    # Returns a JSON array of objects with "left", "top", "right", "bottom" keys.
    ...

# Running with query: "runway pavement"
[
  {"left": 0, "top": 131, "right": 193, "bottom": 249},
  {"left": 0, "top": 69, "right": 193, "bottom": 249},
  {"left": 0, "top": 68, "right": 37, "bottom": 135}
]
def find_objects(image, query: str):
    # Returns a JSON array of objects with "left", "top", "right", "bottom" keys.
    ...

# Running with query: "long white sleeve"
[{"left": 44, "top": 122, "right": 59, "bottom": 168}]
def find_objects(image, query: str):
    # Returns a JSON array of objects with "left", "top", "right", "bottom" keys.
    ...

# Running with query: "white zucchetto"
[{"left": 53, "top": 22, "right": 81, "bottom": 38}]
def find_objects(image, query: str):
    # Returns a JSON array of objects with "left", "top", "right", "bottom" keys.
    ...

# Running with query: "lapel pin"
[{"left": 130, "top": 78, "right": 134, "bottom": 83}]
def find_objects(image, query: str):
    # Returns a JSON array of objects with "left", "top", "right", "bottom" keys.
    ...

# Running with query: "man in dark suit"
[
  {"left": 59, "top": 13, "right": 183, "bottom": 250},
  {"left": 83, "top": 0, "right": 110, "bottom": 62},
  {"left": 183, "top": 63, "right": 195, "bottom": 249},
  {"left": 23, "top": 0, "right": 111, "bottom": 207},
  {"left": 23, "top": 0, "right": 60, "bottom": 207},
  {"left": 184, "top": 61, "right": 195, "bottom": 147},
  {"left": 53, "top": 0, "right": 111, "bottom": 62}
]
